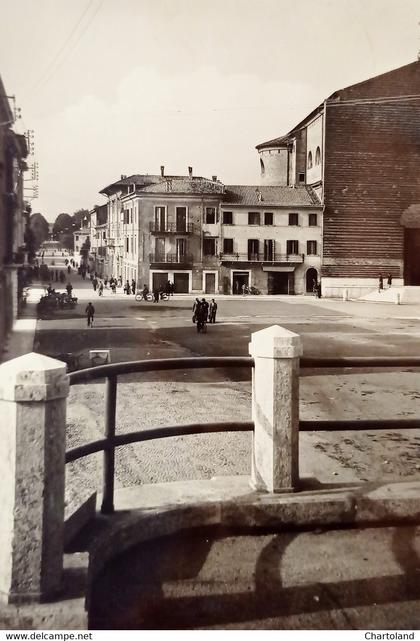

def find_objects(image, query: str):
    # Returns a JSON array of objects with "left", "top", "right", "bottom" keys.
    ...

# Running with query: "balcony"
[
  {"left": 149, "top": 253, "right": 194, "bottom": 266},
  {"left": 219, "top": 253, "right": 305, "bottom": 264},
  {"left": 149, "top": 222, "right": 194, "bottom": 234}
]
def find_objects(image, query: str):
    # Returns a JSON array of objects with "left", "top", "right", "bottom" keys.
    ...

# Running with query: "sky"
[{"left": 1, "top": 0, "right": 419, "bottom": 221}]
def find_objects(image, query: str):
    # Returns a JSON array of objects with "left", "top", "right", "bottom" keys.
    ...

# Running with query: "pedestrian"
[
  {"left": 111, "top": 279, "right": 116, "bottom": 294},
  {"left": 170, "top": 281, "right": 175, "bottom": 296},
  {"left": 124, "top": 280, "right": 131, "bottom": 295},
  {"left": 67, "top": 265, "right": 71, "bottom": 274},
  {"left": 241, "top": 283, "right": 247, "bottom": 296},
  {"left": 131, "top": 279, "right": 136, "bottom": 295},
  {"left": 92, "top": 277, "right": 98, "bottom": 292},
  {"left": 316, "top": 282, "right": 322, "bottom": 299},
  {"left": 66, "top": 282, "right": 73, "bottom": 298},
  {"left": 153, "top": 287, "right": 159, "bottom": 303},
  {"left": 165, "top": 280, "right": 171, "bottom": 296},
  {"left": 378, "top": 274, "right": 383, "bottom": 292},
  {"left": 98, "top": 281, "right": 104, "bottom": 296},
  {"left": 85, "top": 302, "right": 95, "bottom": 327},
  {"left": 387, "top": 273, "right": 392, "bottom": 288},
  {"left": 118, "top": 276, "right": 122, "bottom": 288},
  {"left": 104, "top": 276, "right": 108, "bottom": 288},
  {"left": 192, "top": 297, "right": 200, "bottom": 323},
  {"left": 201, "top": 297, "right": 209, "bottom": 318},
  {"left": 209, "top": 299, "right": 218, "bottom": 323}
]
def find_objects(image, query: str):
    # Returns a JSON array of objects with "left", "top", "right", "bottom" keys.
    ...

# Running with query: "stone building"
[
  {"left": 117, "top": 168, "right": 224, "bottom": 293},
  {"left": 89, "top": 204, "right": 107, "bottom": 277},
  {"left": 0, "top": 75, "right": 29, "bottom": 355},
  {"left": 219, "top": 185, "right": 322, "bottom": 295},
  {"left": 256, "top": 59, "right": 420, "bottom": 298}
]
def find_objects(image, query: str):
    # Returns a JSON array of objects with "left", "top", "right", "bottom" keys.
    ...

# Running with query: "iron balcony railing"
[
  {"left": 219, "top": 252, "right": 305, "bottom": 263},
  {"left": 149, "top": 222, "right": 194, "bottom": 234},
  {"left": 149, "top": 253, "right": 194, "bottom": 264}
]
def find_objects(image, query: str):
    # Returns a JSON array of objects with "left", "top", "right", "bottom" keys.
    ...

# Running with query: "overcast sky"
[{"left": 1, "top": 0, "right": 419, "bottom": 221}]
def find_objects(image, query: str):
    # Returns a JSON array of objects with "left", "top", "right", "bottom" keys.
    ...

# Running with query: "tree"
[
  {"left": 29, "top": 212, "right": 49, "bottom": 251},
  {"left": 71, "top": 208, "right": 89, "bottom": 229}
]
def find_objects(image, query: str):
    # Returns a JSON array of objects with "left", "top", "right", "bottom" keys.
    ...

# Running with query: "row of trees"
[{"left": 29, "top": 208, "right": 89, "bottom": 251}]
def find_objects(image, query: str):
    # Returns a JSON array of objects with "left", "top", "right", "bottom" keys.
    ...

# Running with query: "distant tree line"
[{"left": 29, "top": 208, "right": 90, "bottom": 251}]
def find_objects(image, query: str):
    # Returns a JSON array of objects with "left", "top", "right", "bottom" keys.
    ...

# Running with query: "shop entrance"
[
  {"left": 152, "top": 272, "right": 168, "bottom": 291},
  {"left": 267, "top": 272, "right": 291, "bottom": 295},
  {"left": 232, "top": 271, "right": 249, "bottom": 295},
  {"left": 204, "top": 273, "right": 216, "bottom": 294},
  {"left": 173, "top": 273, "right": 189, "bottom": 293},
  {"left": 305, "top": 267, "right": 318, "bottom": 293}
]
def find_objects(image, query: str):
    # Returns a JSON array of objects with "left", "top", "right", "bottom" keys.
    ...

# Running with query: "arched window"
[
  {"left": 307, "top": 151, "right": 313, "bottom": 169},
  {"left": 260, "top": 158, "right": 265, "bottom": 175},
  {"left": 315, "top": 146, "right": 321, "bottom": 166}
]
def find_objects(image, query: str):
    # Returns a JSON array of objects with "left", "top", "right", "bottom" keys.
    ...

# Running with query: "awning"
[{"left": 262, "top": 265, "right": 296, "bottom": 272}]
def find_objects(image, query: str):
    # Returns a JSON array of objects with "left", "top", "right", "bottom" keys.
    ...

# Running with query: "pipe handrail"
[
  {"left": 68, "top": 356, "right": 254, "bottom": 384},
  {"left": 300, "top": 356, "right": 420, "bottom": 369},
  {"left": 66, "top": 421, "right": 254, "bottom": 464}
]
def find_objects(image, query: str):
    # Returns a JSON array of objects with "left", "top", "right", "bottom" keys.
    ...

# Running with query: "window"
[
  {"left": 176, "top": 207, "right": 187, "bottom": 232},
  {"left": 125, "top": 237, "right": 129, "bottom": 252},
  {"left": 264, "top": 212, "right": 273, "bottom": 225},
  {"left": 289, "top": 213, "right": 299, "bottom": 226},
  {"left": 205, "top": 207, "right": 216, "bottom": 224},
  {"left": 223, "top": 238, "right": 233, "bottom": 254},
  {"left": 309, "top": 213, "right": 318, "bottom": 227},
  {"left": 315, "top": 146, "right": 321, "bottom": 166},
  {"left": 223, "top": 211, "right": 233, "bottom": 225},
  {"left": 264, "top": 239, "right": 274, "bottom": 261},
  {"left": 248, "top": 239, "right": 259, "bottom": 260},
  {"left": 154, "top": 206, "right": 166, "bottom": 232},
  {"left": 287, "top": 240, "right": 299, "bottom": 255},
  {"left": 307, "top": 240, "right": 317, "bottom": 255},
  {"left": 298, "top": 172, "right": 305, "bottom": 183},
  {"left": 75, "top": 235, "right": 79, "bottom": 241},
  {"left": 102, "top": 231, "right": 106, "bottom": 239},
  {"left": 203, "top": 238, "right": 217, "bottom": 256},
  {"left": 248, "top": 212, "right": 260, "bottom": 225},
  {"left": 308, "top": 151, "right": 313, "bottom": 169}
]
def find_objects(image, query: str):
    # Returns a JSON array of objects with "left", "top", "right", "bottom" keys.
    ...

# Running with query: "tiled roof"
[
  {"left": 255, "top": 135, "right": 292, "bottom": 150},
  {"left": 100, "top": 173, "right": 211, "bottom": 195},
  {"left": 223, "top": 185, "right": 321, "bottom": 207},
  {"left": 140, "top": 178, "right": 225, "bottom": 195}
]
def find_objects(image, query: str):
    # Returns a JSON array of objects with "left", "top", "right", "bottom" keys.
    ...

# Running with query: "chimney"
[
  {"left": 160, "top": 165, "right": 165, "bottom": 177},
  {"left": 121, "top": 174, "right": 127, "bottom": 179},
  {"left": 188, "top": 166, "right": 193, "bottom": 179},
  {"left": 212, "top": 175, "right": 217, "bottom": 182}
]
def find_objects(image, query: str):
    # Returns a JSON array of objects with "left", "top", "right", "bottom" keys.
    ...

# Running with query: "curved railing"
[{"left": 67, "top": 356, "right": 255, "bottom": 514}]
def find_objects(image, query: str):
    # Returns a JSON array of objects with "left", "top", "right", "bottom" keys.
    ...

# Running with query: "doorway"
[
  {"left": 232, "top": 271, "right": 249, "bottom": 295},
  {"left": 173, "top": 273, "right": 189, "bottom": 293},
  {"left": 176, "top": 207, "right": 187, "bottom": 232},
  {"left": 404, "top": 229, "right": 420, "bottom": 285},
  {"left": 204, "top": 272, "right": 216, "bottom": 294},
  {"left": 267, "top": 272, "right": 290, "bottom": 295},
  {"left": 152, "top": 272, "right": 168, "bottom": 291},
  {"left": 305, "top": 267, "right": 318, "bottom": 293}
]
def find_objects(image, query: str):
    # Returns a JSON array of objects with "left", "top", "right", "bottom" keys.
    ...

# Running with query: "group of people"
[
  {"left": 192, "top": 298, "right": 218, "bottom": 331},
  {"left": 378, "top": 273, "right": 393, "bottom": 292}
]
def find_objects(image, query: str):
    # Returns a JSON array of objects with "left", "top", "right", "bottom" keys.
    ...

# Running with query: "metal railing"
[
  {"left": 149, "top": 253, "right": 194, "bottom": 264},
  {"left": 67, "top": 356, "right": 254, "bottom": 514},
  {"left": 149, "top": 222, "right": 194, "bottom": 234},
  {"left": 219, "top": 252, "right": 305, "bottom": 263},
  {"left": 66, "top": 354, "right": 420, "bottom": 515}
]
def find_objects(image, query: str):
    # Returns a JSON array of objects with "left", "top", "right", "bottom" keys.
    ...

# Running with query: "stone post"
[
  {"left": 249, "top": 325, "right": 302, "bottom": 493},
  {"left": 0, "top": 352, "right": 69, "bottom": 604}
]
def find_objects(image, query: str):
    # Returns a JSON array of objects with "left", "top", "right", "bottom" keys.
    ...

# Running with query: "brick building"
[{"left": 256, "top": 60, "right": 420, "bottom": 297}]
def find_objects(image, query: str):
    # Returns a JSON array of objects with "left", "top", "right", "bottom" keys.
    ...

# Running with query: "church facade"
[{"left": 256, "top": 60, "right": 420, "bottom": 298}]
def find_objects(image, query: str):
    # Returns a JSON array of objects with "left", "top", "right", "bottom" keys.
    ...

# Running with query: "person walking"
[
  {"left": 153, "top": 286, "right": 159, "bottom": 303},
  {"left": 67, "top": 265, "right": 71, "bottom": 275},
  {"left": 131, "top": 279, "right": 136, "bottom": 295},
  {"left": 378, "top": 274, "right": 383, "bottom": 292},
  {"left": 124, "top": 280, "right": 131, "bottom": 295},
  {"left": 85, "top": 302, "right": 95, "bottom": 327},
  {"left": 98, "top": 281, "right": 104, "bottom": 296},
  {"left": 92, "top": 277, "right": 98, "bottom": 292},
  {"left": 192, "top": 298, "right": 200, "bottom": 322},
  {"left": 117, "top": 276, "right": 122, "bottom": 288},
  {"left": 66, "top": 282, "right": 73, "bottom": 298},
  {"left": 387, "top": 273, "right": 393, "bottom": 288},
  {"left": 201, "top": 297, "right": 209, "bottom": 319},
  {"left": 111, "top": 279, "right": 117, "bottom": 294},
  {"left": 209, "top": 299, "right": 218, "bottom": 323},
  {"left": 104, "top": 276, "right": 108, "bottom": 288}
]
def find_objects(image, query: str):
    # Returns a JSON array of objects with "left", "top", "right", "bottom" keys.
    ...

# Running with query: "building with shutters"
[
  {"left": 219, "top": 185, "right": 322, "bottom": 295},
  {"left": 256, "top": 59, "right": 420, "bottom": 298}
]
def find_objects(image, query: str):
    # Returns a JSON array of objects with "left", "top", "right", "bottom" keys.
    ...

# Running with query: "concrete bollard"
[
  {"left": 0, "top": 352, "right": 69, "bottom": 604},
  {"left": 395, "top": 293, "right": 401, "bottom": 305},
  {"left": 342, "top": 289, "right": 348, "bottom": 301},
  {"left": 249, "top": 325, "right": 303, "bottom": 493}
]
